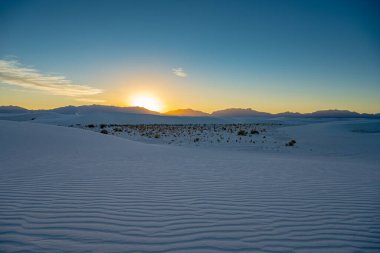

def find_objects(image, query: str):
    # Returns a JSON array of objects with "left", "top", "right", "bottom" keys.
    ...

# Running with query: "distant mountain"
[
  {"left": 49, "top": 105, "right": 160, "bottom": 115},
  {"left": 0, "top": 105, "right": 379, "bottom": 119},
  {"left": 212, "top": 108, "right": 272, "bottom": 117},
  {"left": 164, "top": 109, "right": 210, "bottom": 117},
  {"left": 274, "top": 110, "right": 365, "bottom": 118},
  {"left": 211, "top": 108, "right": 379, "bottom": 118},
  {"left": 275, "top": 111, "right": 303, "bottom": 117},
  {"left": 0, "top": 106, "right": 29, "bottom": 113},
  {"left": 306, "top": 110, "right": 361, "bottom": 118}
]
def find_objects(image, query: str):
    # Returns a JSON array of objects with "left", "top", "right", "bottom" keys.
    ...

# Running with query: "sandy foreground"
[{"left": 0, "top": 119, "right": 379, "bottom": 252}]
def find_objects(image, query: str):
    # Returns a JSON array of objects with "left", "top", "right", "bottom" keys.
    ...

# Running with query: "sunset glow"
[
  {"left": 0, "top": 1, "right": 379, "bottom": 113},
  {"left": 129, "top": 94, "right": 163, "bottom": 112}
]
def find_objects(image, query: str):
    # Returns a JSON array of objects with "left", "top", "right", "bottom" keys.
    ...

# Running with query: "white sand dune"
[
  {"left": 0, "top": 111, "right": 228, "bottom": 125},
  {"left": 1, "top": 120, "right": 379, "bottom": 252},
  {"left": 279, "top": 119, "right": 380, "bottom": 161}
]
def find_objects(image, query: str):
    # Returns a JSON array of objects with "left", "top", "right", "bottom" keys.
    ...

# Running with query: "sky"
[{"left": 0, "top": 0, "right": 379, "bottom": 113}]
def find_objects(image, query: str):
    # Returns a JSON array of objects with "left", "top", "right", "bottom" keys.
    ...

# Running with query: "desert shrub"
[
  {"left": 154, "top": 134, "right": 160, "bottom": 138},
  {"left": 100, "top": 124, "right": 107, "bottom": 129},
  {"left": 250, "top": 129, "right": 259, "bottom": 134},
  {"left": 100, "top": 129, "right": 108, "bottom": 134},
  {"left": 194, "top": 137, "right": 200, "bottom": 142},
  {"left": 286, "top": 139, "right": 296, "bottom": 146},
  {"left": 113, "top": 127, "right": 123, "bottom": 132},
  {"left": 237, "top": 130, "right": 247, "bottom": 136},
  {"left": 87, "top": 124, "right": 95, "bottom": 128}
]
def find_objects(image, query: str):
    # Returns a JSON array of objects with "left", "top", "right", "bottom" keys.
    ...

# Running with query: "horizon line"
[{"left": 1, "top": 104, "right": 379, "bottom": 116}]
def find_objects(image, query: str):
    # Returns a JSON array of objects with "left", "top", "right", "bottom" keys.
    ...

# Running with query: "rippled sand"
[{"left": 1, "top": 120, "right": 379, "bottom": 252}]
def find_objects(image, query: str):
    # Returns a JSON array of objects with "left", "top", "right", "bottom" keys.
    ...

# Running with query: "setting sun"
[{"left": 129, "top": 94, "right": 163, "bottom": 112}]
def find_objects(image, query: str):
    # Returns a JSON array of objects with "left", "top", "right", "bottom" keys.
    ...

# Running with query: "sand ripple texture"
[{"left": 1, "top": 121, "right": 379, "bottom": 252}]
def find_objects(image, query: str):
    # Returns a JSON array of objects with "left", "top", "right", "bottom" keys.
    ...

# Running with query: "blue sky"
[{"left": 0, "top": 0, "right": 379, "bottom": 112}]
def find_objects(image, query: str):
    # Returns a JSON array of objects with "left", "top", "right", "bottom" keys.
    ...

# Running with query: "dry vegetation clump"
[
  {"left": 113, "top": 127, "right": 123, "bottom": 132},
  {"left": 237, "top": 129, "right": 247, "bottom": 136},
  {"left": 79, "top": 123, "right": 285, "bottom": 148},
  {"left": 250, "top": 129, "right": 259, "bottom": 134},
  {"left": 286, "top": 139, "right": 296, "bottom": 146}
]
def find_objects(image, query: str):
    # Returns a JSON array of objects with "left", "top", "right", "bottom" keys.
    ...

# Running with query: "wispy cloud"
[
  {"left": 172, "top": 67, "right": 188, "bottom": 77},
  {"left": 76, "top": 98, "right": 106, "bottom": 103},
  {"left": 0, "top": 59, "right": 103, "bottom": 96}
]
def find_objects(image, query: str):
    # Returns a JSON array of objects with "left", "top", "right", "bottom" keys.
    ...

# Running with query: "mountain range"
[
  {"left": 165, "top": 109, "right": 210, "bottom": 117},
  {"left": 0, "top": 105, "right": 379, "bottom": 118}
]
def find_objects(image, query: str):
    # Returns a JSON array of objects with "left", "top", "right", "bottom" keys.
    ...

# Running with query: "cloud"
[
  {"left": 172, "top": 67, "right": 188, "bottom": 77},
  {"left": 0, "top": 59, "right": 103, "bottom": 96},
  {"left": 76, "top": 98, "right": 106, "bottom": 103}
]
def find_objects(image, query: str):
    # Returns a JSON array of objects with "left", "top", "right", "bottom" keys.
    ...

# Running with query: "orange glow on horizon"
[{"left": 128, "top": 93, "right": 164, "bottom": 112}]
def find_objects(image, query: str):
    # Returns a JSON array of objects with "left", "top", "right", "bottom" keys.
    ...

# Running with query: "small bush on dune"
[
  {"left": 100, "top": 124, "right": 107, "bottom": 129},
  {"left": 237, "top": 130, "right": 247, "bottom": 136},
  {"left": 100, "top": 129, "right": 108, "bottom": 134},
  {"left": 86, "top": 124, "right": 95, "bottom": 128},
  {"left": 250, "top": 129, "right": 259, "bottom": 134},
  {"left": 286, "top": 139, "right": 296, "bottom": 146}
]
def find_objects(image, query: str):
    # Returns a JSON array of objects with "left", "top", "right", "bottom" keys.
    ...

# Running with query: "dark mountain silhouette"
[
  {"left": 48, "top": 105, "right": 160, "bottom": 115},
  {"left": 212, "top": 108, "right": 272, "bottom": 117},
  {"left": 212, "top": 108, "right": 379, "bottom": 118},
  {"left": 165, "top": 109, "right": 210, "bottom": 117},
  {"left": 0, "top": 106, "right": 29, "bottom": 113},
  {"left": 304, "top": 110, "right": 361, "bottom": 118},
  {"left": 0, "top": 105, "right": 379, "bottom": 118},
  {"left": 275, "top": 111, "right": 303, "bottom": 117}
]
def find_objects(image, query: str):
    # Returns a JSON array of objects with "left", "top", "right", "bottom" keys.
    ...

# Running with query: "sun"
[{"left": 129, "top": 94, "right": 163, "bottom": 112}]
